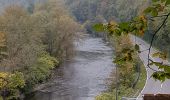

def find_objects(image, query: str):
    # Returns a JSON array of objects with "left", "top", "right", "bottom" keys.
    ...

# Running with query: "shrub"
[
  {"left": 23, "top": 52, "right": 59, "bottom": 93},
  {"left": 0, "top": 72, "right": 25, "bottom": 99}
]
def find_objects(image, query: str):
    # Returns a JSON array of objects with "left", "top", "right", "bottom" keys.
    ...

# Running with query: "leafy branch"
[{"left": 147, "top": 12, "right": 170, "bottom": 72}]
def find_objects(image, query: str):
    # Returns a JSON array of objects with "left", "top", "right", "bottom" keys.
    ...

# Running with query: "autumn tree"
[
  {"left": 0, "top": 0, "right": 82, "bottom": 99},
  {"left": 0, "top": 5, "right": 43, "bottom": 71},
  {"left": 32, "top": 0, "right": 82, "bottom": 61}
]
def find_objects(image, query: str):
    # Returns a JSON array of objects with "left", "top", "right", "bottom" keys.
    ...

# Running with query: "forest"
[
  {"left": 0, "top": 0, "right": 82, "bottom": 99},
  {"left": 0, "top": 0, "right": 170, "bottom": 100}
]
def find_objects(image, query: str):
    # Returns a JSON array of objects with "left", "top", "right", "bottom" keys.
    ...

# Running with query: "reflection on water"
[{"left": 27, "top": 35, "right": 114, "bottom": 100}]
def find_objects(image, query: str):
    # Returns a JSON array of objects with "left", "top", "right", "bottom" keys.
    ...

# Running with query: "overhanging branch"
[{"left": 147, "top": 12, "right": 170, "bottom": 71}]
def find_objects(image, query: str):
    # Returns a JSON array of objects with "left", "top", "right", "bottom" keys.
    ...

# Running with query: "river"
[{"left": 28, "top": 35, "right": 114, "bottom": 100}]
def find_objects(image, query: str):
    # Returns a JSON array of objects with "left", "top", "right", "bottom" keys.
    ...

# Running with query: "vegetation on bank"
[
  {"left": 0, "top": 0, "right": 81, "bottom": 99},
  {"left": 95, "top": 34, "right": 146, "bottom": 100}
]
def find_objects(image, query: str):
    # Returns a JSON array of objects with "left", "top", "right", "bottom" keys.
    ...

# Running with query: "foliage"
[
  {"left": 152, "top": 52, "right": 167, "bottom": 60},
  {"left": 0, "top": 32, "right": 5, "bottom": 48},
  {"left": 0, "top": 0, "right": 81, "bottom": 99},
  {"left": 85, "top": 0, "right": 147, "bottom": 99},
  {"left": 143, "top": 1, "right": 170, "bottom": 59},
  {"left": 66, "top": 0, "right": 146, "bottom": 38},
  {"left": 7, "top": 72, "right": 25, "bottom": 89},
  {"left": 94, "top": 0, "right": 170, "bottom": 82},
  {"left": 0, "top": 32, "right": 7, "bottom": 61},
  {"left": 93, "top": 1, "right": 170, "bottom": 99},
  {"left": 38, "top": 52, "right": 59, "bottom": 69},
  {"left": 96, "top": 93, "right": 115, "bottom": 100},
  {"left": 23, "top": 52, "right": 59, "bottom": 93},
  {"left": 0, "top": 72, "right": 25, "bottom": 99},
  {"left": 93, "top": 24, "right": 106, "bottom": 32},
  {"left": 32, "top": 0, "right": 82, "bottom": 61},
  {"left": 95, "top": 57, "right": 146, "bottom": 100}
]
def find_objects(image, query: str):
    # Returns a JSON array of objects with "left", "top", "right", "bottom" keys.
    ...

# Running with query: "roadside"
[{"left": 130, "top": 35, "right": 170, "bottom": 98}]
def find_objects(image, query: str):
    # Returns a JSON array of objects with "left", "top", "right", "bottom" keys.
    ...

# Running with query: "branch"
[
  {"left": 147, "top": 12, "right": 170, "bottom": 71},
  {"left": 150, "top": 13, "right": 170, "bottom": 18},
  {"left": 148, "top": 13, "right": 170, "bottom": 21}
]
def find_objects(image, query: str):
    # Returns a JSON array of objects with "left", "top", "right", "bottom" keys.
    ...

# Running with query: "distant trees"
[
  {"left": 0, "top": 0, "right": 81, "bottom": 99},
  {"left": 66, "top": 0, "right": 146, "bottom": 37},
  {"left": 67, "top": 0, "right": 146, "bottom": 22}
]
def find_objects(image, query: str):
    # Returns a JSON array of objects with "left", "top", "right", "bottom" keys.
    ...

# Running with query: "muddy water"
[{"left": 28, "top": 35, "right": 114, "bottom": 100}]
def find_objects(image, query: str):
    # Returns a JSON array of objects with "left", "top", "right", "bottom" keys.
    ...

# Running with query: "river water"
[{"left": 28, "top": 35, "right": 114, "bottom": 100}]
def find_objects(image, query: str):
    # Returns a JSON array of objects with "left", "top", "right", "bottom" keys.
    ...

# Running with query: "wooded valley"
[{"left": 0, "top": 0, "right": 170, "bottom": 100}]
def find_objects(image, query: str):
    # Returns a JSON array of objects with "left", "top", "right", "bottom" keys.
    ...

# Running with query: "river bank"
[
  {"left": 96, "top": 35, "right": 147, "bottom": 100},
  {"left": 26, "top": 35, "right": 114, "bottom": 100}
]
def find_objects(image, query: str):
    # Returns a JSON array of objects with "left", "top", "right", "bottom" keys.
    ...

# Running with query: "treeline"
[
  {"left": 0, "top": 0, "right": 81, "bottom": 99},
  {"left": 66, "top": 0, "right": 147, "bottom": 36}
]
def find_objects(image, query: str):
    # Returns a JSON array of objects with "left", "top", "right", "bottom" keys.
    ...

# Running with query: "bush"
[
  {"left": 96, "top": 93, "right": 115, "bottom": 100},
  {"left": 0, "top": 72, "right": 25, "bottom": 100},
  {"left": 23, "top": 52, "right": 59, "bottom": 93}
]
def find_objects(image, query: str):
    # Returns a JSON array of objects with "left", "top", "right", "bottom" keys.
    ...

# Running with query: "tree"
[
  {"left": 0, "top": 5, "right": 43, "bottom": 71},
  {"left": 32, "top": 0, "right": 82, "bottom": 61},
  {"left": 66, "top": 0, "right": 146, "bottom": 39},
  {"left": 0, "top": 0, "right": 82, "bottom": 98}
]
